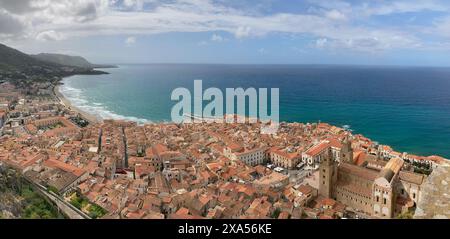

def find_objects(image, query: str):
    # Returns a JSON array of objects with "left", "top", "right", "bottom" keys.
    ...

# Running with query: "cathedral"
[{"left": 318, "top": 137, "right": 425, "bottom": 218}]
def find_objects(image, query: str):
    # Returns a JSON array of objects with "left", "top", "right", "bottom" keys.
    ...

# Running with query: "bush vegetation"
[
  {"left": 0, "top": 167, "right": 62, "bottom": 219},
  {"left": 70, "top": 193, "right": 106, "bottom": 219},
  {"left": 21, "top": 185, "right": 61, "bottom": 219}
]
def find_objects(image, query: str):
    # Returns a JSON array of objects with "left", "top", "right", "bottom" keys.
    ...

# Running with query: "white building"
[
  {"left": 302, "top": 141, "right": 330, "bottom": 167},
  {"left": 224, "top": 144, "right": 266, "bottom": 166}
]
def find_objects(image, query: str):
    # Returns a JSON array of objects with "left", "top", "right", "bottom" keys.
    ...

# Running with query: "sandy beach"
[{"left": 54, "top": 84, "right": 101, "bottom": 124}]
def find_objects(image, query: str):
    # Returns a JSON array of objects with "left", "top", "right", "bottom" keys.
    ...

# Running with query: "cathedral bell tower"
[
  {"left": 341, "top": 134, "right": 353, "bottom": 164},
  {"left": 319, "top": 147, "right": 337, "bottom": 198}
]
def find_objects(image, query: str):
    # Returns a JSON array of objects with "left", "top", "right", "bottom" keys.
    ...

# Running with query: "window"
[
  {"left": 383, "top": 198, "right": 387, "bottom": 204},
  {"left": 413, "top": 193, "right": 416, "bottom": 199},
  {"left": 376, "top": 196, "right": 379, "bottom": 202}
]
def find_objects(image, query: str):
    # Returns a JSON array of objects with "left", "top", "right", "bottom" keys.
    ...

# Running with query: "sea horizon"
[{"left": 98, "top": 62, "right": 450, "bottom": 69}]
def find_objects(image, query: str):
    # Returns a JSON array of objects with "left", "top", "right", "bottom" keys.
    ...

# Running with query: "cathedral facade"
[{"left": 318, "top": 139, "right": 425, "bottom": 218}]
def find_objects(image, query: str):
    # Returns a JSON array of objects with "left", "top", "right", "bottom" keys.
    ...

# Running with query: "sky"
[{"left": 1, "top": 0, "right": 450, "bottom": 66}]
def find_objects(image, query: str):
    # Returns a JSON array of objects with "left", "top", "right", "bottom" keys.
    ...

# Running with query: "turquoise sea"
[{"left": 60, "top": 64, "right": 450, "bottom": 158}]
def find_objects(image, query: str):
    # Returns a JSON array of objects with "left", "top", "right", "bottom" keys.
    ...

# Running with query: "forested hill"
[
  {"left": 32, "top": 53, "right": 116, "bottom": 69},
  {"left": 0, "top": 43, "right": 109, "bottom": 82}
]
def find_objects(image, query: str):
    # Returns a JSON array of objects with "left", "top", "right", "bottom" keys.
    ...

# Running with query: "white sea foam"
[
  {"left": 342, "top": 124, "right": 353, "bottom": 132},
  {"left": 59, "top": 80, "right": 151, "bottom": 124}
]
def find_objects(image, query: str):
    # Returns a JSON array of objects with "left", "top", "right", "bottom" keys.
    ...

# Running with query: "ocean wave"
[{"left": 59, "top": 81, "right": 151, "bottom": 124}]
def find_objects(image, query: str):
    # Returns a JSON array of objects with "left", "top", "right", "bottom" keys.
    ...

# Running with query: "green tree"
[
  {"left": 47, "top": 186, "right": 59, "bottom": 195},
  {"left": 70, "top": 196, "right": 82, "bottom": 209},
  {"left": 271, "top": 208, "right": 281, "bottom": 219}
]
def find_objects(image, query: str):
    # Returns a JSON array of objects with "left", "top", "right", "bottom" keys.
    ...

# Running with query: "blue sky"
[{"left": 2, "top": 0, "right": 450, "bottom": 66}]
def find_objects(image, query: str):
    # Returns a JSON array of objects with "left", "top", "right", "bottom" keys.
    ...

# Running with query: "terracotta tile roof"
[
  {"left": 327, "top": 138, "right": 342, "bottom": 148},
  {"left": 321, "top": 198, "right": 336, "bottom": 207},
  {"left": 426, "top": 155, "right": 446, "bottom": 164},
  {"left": 338, "top": 162, "right": 378, "bottom": 181},
  {"left": 44, "top": 159, "right": 86, "bottom": 177},
  {"left": 270, "top": 147, "right": 300, "bottom": 160},
  {"left": 298, "top": 184, "right": 314, "bottom": 195},
  {"left": 336, "top": 180, "right": 373, "bottom": 197},
  {"left": 305, "top": 141, "right": 329, "bottom": 157},
  {"left": 399, "top": 171, "right": 425, "bottom": 185},
  {"left": 353, "top": 151, "right": 367, "bottom": 166},
  {"left": 385, "top": 157, "right": 403, "bottom": 173}
]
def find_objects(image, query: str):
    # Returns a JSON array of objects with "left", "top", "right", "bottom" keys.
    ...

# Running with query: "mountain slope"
[
  {"left": 0, "top": 43, "right": 108, "bottom": 80},
  {"left": 32, "top": 53, "right": 93, "bottom": 69},
  {"left": 0, "top": 43, "right": 62, "bottom": 72},
  {"left": 32, "top": 53, "right": 117, "bottom": 69}
]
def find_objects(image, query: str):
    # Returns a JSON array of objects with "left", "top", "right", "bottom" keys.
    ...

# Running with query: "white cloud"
[
  {"left": 123, "top": 0, "right": 138, "bottom": 8},
  {"left": 316, "top": 38, "right": 328, "bottom": 48},
  {"left": 36, "top": 30, "right": 64, "bottom": 41},
  {"left": 235, "top": 26, "right": 252, "bottom": 39},
  {"left": 325, "top": 9, "right": 347, "bottom": 21},
  {"left": 197, "top": 40, "right": 208, "bottom": 46},
  {"left": 313, "top": 36, "right": 412, "bottom": 53},
  {"left": 291, "top": 47, "right": 306, "bottom": 54},
  {"left": 1, "top": 0, "right": 450, "bottom": 53},
  {"left": 358, "top": 1, "right": 448, "bottom": 17},
  {"left": 0, "top": 9, "right": 26, "bottom": 36},
  {"left": 432, "top": 16, "right": 450, "bottom": 38},
  {"left": 211, "top": 33, "right": 224, "bottom": 42},
  {"left": 125, "top": 36, "right": 136, "bottom": 46},
  {"left": 121, "top": 0, "right": 153, "bottom": 11},
  {"left": 258, "top": 48, "right": 267, "bottom": 54},
  {"left": 309, "top": 0, "right": 449, "bottom": 17},
  {"left": 0, "top": 0, "right": 36, "bottom": 14}
]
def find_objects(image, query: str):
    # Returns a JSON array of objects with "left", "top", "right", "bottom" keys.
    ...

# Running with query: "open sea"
[{"left": 60, "top": 64, "right": 450, "bottom": 158}]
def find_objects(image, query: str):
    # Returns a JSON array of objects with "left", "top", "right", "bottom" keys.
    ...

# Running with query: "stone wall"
[{"left": 414, "top": 164, "right": 450, "bottom": 219}]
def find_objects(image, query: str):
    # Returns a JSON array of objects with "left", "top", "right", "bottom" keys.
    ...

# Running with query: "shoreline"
[
  {"left": 54, "top": 84, "right": 102, "bottom": 124},
  {"left": 49, "top": 74, "right": 447, "bottom": 160}
]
